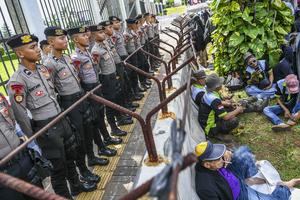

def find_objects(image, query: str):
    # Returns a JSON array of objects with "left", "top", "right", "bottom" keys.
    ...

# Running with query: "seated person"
[
  {"left": 244, "top": 52, "right": 276, "bottom": 99},
  {"left": 191, "top": 70, "right": 206, "bottom": 107},
  {"left": 198, "top": 73, "right": 244, "bottom": 142},
  {"left": 263, "top": 74, "right": 300, "bottom": 132},
  {"left": 195, "top": 141, "right": 300, "bottom": 200},
  {"left": 273, "top": 46, "right": 294, "bottom": 82}
]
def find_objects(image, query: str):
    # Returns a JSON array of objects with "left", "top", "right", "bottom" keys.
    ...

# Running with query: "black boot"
[
  {"left": 133, "top": 93, "right": 144, "bottom": 101},
  {"left": 103, "top": 136, "right": 123, "bottom": 145},
  {"left": 80, "top": 170, "right": 101, "bottom": 183},
  {"left": 142, "top": 83, "right": 151, "bottom": 89},
  {"left": 136, "top": 86, "right": 146, "bottom": 93},
  {"left": 70, "top": 181, "right": 97, "bottom": 196},
  {"left": 130, "top": 102, "right": 140, "bottom": 108},
  {"left": 118, "top": 118, "right": 134, "bottom": 126},
  {"left": 98, "top": 147, "right": 117, "bottom": 157},
  {"left": 111, "top": 127, "right": 127, "bottom": 136},
  {"left": 125, "top": 104, "right": 136, "bottom": 112},
  {"left": 87, "top": 157, "right": 109, "bottom": 166},
  {"left": 145, "top": 79, "right": 152, "bottom": 85}
]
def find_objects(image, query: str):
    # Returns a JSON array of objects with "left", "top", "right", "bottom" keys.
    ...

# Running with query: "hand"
[
  {"left": 223, "top": 150, "right": 232, "bottom": 168},
  {"left": 236, "top": 106, "right": 245, "bottom": 114},
  {"left": 284, "top": 110, "right": 292, "bottom": 119},
  {"left": 264, "top": 84, "right": 273, "bottom": 90},
  {"left": 222, "top": 100, "right": 233, "bottom": 107}
]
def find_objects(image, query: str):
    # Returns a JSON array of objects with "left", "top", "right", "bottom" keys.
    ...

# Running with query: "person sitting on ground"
[
  {"left": 198, "top": 73, "right": 244, "bottom": 142},
  {"left": 244, "top": 52, "right": 276, "bottom": 99},
  {"left": 263, "top": 74, "right": 300, "bottom": 132},
  {"left": 273, "top": 46, "right": 294, "bottom": 82},
  {"left": 191, "top": 70, "right": 206, "bottom": 107},
  {"left": 195, "top": 140, "right": 300, "bottom": 200}
]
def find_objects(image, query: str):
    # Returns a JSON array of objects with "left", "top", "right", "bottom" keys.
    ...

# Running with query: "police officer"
[
  {"left": 43, "top": 26, "right": 109, "bottom": 182},
  {"left": 91, "top": 24, "right": 132, "bottom": 136},
  {"left": 151, "top": 14, "right": 161, "bottom": 58},
  {"left": 144, "top": 13, "right": 159, "bottom": 71},
  {"left": 135, "top": 14, "right": 152, "bottom": 89},
  {"left": 6, "top": 33, "right": 95, "bottom": 199},
  {"left": 0, "top": 93, "right": 44, "bottom": 200},
  {"left": 124, "top": 18, "right": 146, "bottom": 96},
  {"left": 100, "top": 20, "right": 134, "bottom": 112},
  {"left": 109, "top": 16, "right": 141, "bottom": 107},
  {"left": 68, "top": 26, "right": 122, "bottom": 160}
]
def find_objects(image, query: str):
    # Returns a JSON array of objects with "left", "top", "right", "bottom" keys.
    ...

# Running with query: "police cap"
[
  {"left": 109, "top": 16, "right": 121, "bottom": 22},
  {"left": 99, "top": 21, "right": 112, "bottom": 27},
  {"left": 126, "top": 18, "right": 136, "bottom": 24},
  {"left": 6, "top": 34, "right": 39, "bottom": 49},
  {"left": 67, "top": 26, "right": 88, "bottom": 36},
  {"left": 136, "top": 14, "right": 143, "bottom": 20},
  {"left": 89, "top": 25, "right": 105, "bottom": 32},
  {"left": 44, "top": 26, "right": 67, "bottom": 37}
]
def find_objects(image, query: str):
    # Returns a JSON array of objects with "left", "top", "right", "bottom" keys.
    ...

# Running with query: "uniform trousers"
[
  {"left": 0, "top": 151, "right": 41, "bottom": 200},
  {"left": 33, "top": 117, "right": 77, "bottom": 199},
  {"left": 59, "top": 92, "right": 90, "bottom": 174},
  {"left": 81, "top": 82, "right": 111, "bottom": 153}
]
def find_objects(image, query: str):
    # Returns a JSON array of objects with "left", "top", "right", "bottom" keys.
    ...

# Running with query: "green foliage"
[{"left": 210, "top": 0, "right": 294, "bottom": 76}]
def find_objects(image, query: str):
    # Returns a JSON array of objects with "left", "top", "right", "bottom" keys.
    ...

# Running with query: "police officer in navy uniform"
[
  {"left": 124, "top": 18, "right": 146, "bottom": 97},
  {"left": 43, "top": 26, "right": 105, "bottom": 184},
  {"left": 91, "top": 24, "right": 132, "bottom": 136},
  {"left": 151, "top": 14, "right": 161, "bottom": 58},
  {"left": 6, "top": 33, "right": 95, "bottom": 199},
  {"left": 109, "top": 16, "right": 141, "bottom": 108},
  {"left": 135, "top": 14, "right": 152, "bottom": 89},
  {"left": 143, "top": 13, "right": 158, "bottom": 71},
  {"left": 100, "top": 21, "right": 134, "bottom": 112},
  {"left": 0, "top": 93, "right": 43, "bottom": 200},
  {"left": 68, "top": 26, "right": 122, "bottom": 160}
]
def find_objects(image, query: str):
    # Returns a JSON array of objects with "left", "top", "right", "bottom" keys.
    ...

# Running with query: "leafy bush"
[{"left": 211, "top": 0, "right": 294, "bottom": 75}]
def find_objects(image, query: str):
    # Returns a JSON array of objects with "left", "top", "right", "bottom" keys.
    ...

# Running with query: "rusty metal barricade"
[
  {"left": 120, "top": 68, "right": 198, "bottom": 200},
  {"left": 119, "top": 153, "right": 197, "bottom": 200},
  {"left": 0, "top": 84, "right": 160, "bottom": 199},
  {"left": 0, "top": 14, "right": 198, "bottom": 200}
]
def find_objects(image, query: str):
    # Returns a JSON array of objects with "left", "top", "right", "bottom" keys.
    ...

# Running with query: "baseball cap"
[
  {"left": 193, "top": 70, "right": 206, "bottom": 80},
  {"left": 205, "top": 73, "right": 224, "bottom": 92},
  {"left": 195, "top": 141, "right": 226, "bottom": 161}
]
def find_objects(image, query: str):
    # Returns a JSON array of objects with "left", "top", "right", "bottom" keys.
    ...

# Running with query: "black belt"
[
  {"left": 81, "top": 82, "right": 100, "bottom": 92},
  {"left": 59, "top": 91, "right": 84, "bottom": 101},
  {"left": 0, "top": 150, "right": 28, "bottom": 171},
  {"left": 101, "top": 73, "right": 116, "bottom": 78},
  {"left": 33, "top": 115, "right": 57, "bottom": 127}
]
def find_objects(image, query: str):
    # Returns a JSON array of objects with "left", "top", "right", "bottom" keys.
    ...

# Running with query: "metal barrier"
[
  {"left": 38, "top": 0, "right": 95, "bottom": 28},
  {"left": 0, "top": 83, "right": 160, "bottom": 199},
  {"left": 119, "top": 153, "right": 197, "bottom": 200},
  {"left": 0, "top": 172, "right": 67, "bottom": 200},
  {"left": 0, "top": 14, "right": 197, "bottom": 200},
  {"left": 120, "top": 69, "right": 198, "bottom": 200}
]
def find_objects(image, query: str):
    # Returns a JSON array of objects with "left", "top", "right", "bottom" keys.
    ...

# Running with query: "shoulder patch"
[
  {"left": 10, "top": 84, "right": 24, "bottom": 103},
  {"left": 23, "top": 69, "right": 32, "bottom": 76}
]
